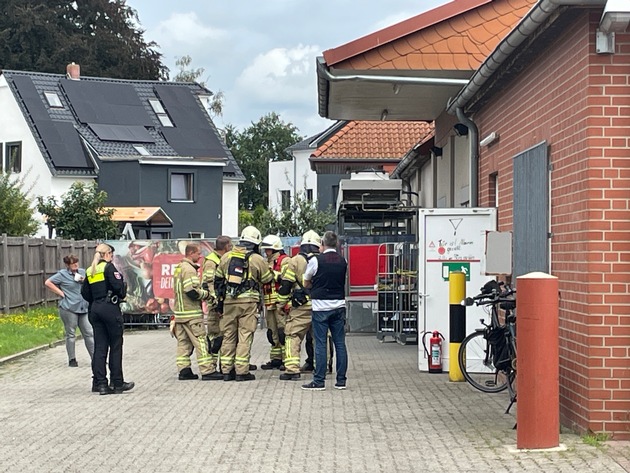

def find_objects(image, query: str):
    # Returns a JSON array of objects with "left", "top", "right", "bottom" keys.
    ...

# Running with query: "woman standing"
[
  {"left": 45, "top": 254, "right": 94, "bottom": 367},
  {"left": 81, "top": 243, "right": 134, "bottom": 395}
]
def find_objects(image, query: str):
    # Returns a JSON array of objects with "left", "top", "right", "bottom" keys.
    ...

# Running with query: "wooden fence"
[{"left": 0, "top": 235, "right": 98, "bottom": 313}]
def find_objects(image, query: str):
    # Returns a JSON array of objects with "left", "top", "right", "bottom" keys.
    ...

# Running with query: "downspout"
[{"left": 455, "top": 107, "right": 479, "bottom": 207}]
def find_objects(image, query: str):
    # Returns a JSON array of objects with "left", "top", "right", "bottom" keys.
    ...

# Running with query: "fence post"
[
  {"left": 21, "top": 236, "right": 29, "bottom": 311},
  {"left": 1, "top": 234, "right": 8, "bottom": 313}
]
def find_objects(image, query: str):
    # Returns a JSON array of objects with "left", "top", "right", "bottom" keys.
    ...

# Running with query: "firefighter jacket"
[
  {"left": 202, "top": 251, "right": 222, "bottom": 300},
  {"left": 215, "top": 245, "right": 273, "bottom": 304},
  {"left": 263, "top": 252, "right": 288, "bottom": 308},
  {"left": 276, "top": 252, "right": 315, "bottom": 309},
  {"left": 82, "top": 261, "right": 126, "bottom": 304},
  {"left": 173, "top": 258, "right": 209, "bottom": 321}
]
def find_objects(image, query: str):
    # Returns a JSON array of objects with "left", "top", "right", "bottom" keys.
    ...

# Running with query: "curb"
[{"left": 0, "top": 339, "right": 66, "bottom": 365}]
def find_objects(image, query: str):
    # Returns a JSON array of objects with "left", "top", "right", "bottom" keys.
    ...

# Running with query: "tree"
[
  {"left": 0, "top": 172, "right": 39, "bottom": 236},
  {"left": 253, "top": 192, "right": 336, "bottom": 237},
  {"left": 36, "top": 182, "right": 119, "bottom": 240},
  {"left": 0, "top": 0, "right": 168, "bottom": 80},
  {"left": 173, "top": 55, "right": 224, "bottom": 117},
  {"left": 226, "top": 113, "right": 303, "bottom": 210}
]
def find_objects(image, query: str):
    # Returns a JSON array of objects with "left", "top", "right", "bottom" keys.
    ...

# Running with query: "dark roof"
[{"left": 2, "top": 70, "right": 243, "bottom": 180}]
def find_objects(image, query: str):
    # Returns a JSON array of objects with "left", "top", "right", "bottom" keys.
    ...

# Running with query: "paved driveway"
[{"left": 0, "top": 329, "right": 627, "bottom": 472}]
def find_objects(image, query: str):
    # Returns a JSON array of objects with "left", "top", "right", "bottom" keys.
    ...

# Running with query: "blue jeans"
[{"left": 312, "top": 307, "right": 348, "bottom": 386}]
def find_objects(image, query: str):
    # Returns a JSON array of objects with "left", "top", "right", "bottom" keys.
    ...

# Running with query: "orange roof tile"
[
  {"left": 324, "top": 0, "right": 536, "bottom": 72},
  {"left": 311, "top": 121, "right": 434, "bottom": 161}
]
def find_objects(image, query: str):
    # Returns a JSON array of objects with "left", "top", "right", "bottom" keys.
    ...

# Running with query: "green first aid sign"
[{"left": 442, "top": 262, "right": 471, "bottom": 281}]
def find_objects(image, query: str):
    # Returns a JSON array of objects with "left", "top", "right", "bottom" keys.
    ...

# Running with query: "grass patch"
[
  {"left": 582, "top": 432, "right": 610, "bottom": 447},
  {"left": 0, "top": 307, "right": 64, "bottom": 358}
]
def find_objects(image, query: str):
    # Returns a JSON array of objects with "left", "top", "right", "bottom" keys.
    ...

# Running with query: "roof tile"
[{"left": 311, "top": 121, "right": 434, "bottom": 161}]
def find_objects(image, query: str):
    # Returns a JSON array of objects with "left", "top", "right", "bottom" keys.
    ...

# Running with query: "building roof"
[
  {"left": 317, "top": 0, "right": 536, "bottom": 121},
  {"left": 2, "top": 69, "right": 244, "bottom": 180},
  {"left": 107, "top": 206, "right": 173, "bottom": 226},
  {"left": 310, "top": 120, "right": 434, "bottom": 174}
]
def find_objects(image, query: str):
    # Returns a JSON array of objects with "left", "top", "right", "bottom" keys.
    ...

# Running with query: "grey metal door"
[{"left": 513, "top": 141, "right": 550, "bottom": 278}]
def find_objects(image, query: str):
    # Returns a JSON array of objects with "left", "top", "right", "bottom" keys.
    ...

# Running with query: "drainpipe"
[{"left": 455, "top": 107, "right": 479, "bottom": 207}]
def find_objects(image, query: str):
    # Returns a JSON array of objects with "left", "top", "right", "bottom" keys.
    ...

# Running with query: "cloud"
[
  {"left": 235, "top": 44, "right": 320, "bottom": 107},
  {"left": 153, "top": 12, "right": 227, "bottom": 48}
]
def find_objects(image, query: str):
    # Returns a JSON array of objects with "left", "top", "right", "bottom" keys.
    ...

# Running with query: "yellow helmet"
[
  {"left": 261, "top": 234, "right": 283, "bottom": 251},
  {"left": 240, "top": 225, "right": 262, "bottom": 245},
  {"left": 301, "top": 230, "right": 321, "bottom": 246}
]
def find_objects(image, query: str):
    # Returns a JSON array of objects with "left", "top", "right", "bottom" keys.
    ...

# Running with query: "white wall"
[
  {"left": 221, "top": 180, "right": 239, "bottom": 237},
  {"left": 0, "top": 75, "right": 93, "bottom": 237},
  {"left": 268, "top": 147, "right": 317, "bottom": 212}
]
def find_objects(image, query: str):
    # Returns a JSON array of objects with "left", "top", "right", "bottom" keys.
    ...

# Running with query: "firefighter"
[
  {"left": 277, "top": 230, "right": 321, "bottom": 381},
  {"left": 202, "top": 235, "right": 233, "bottom": 375},
  {"left": 260, "top": 234, "right": 289, "bottom": 370},
  {"left": 81, "top": 243, "right": 134, "bottom": 395},
  {"left": 173, "top": 243, "right": 221, "bottom": 381},
  {"left": 215, "top": 226, "right": 273, "bottom": 381}
]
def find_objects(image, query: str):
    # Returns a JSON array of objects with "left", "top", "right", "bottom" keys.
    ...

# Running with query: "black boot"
[
  {"left": 113, "top": 381, "right": 135, "bottom": 394},
  {"left": 261, "top": 359, "right": 282, "bottom": 370},
  {"left": 223, "top": 368, "right": 236, "bottom": 382},
  {"left": 98, "top": 384, "right": 114, "bottom": 396},
  {"left": 235, "top": 373, "right": 256, "bottom": 382},
  {"left": 178, "top": 367, "right": 199, "bottom": 380}
]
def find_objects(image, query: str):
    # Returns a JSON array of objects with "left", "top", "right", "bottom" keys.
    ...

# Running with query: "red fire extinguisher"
[{"left": 422, "top": 330, "right": 444, "bottom": 373}]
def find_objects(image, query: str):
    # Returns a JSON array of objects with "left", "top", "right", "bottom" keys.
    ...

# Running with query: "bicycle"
[{"left": 458, "top": 280, "right": 517, "bottom": 414}]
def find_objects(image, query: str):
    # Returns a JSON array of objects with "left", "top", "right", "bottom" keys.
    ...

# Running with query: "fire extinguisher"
[{"left": 422, "top": 330, "right": 445, "bottom": 373}]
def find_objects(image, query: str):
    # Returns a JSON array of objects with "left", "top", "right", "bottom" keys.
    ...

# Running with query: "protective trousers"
[
  {"left": 265, "top": 307, "right": 285, "bottom": 362},
  {"left": 206, "top": 310, "right": 221, "bottom": 372},
  {"left": 89, "top": 300, "right": 124, "bottom": 387},
  {"left": 175, "top": 317, "right": 213, "bottom": 375},
  {"left": 283, "top": 305, "right": 311, "bottom": 374},
  {"left": 219, "top": 301, "right": 258, "bottom": 375}
]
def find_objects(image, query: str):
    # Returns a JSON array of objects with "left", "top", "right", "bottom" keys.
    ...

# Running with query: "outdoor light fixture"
[
  {"left": 480, "top": 131, "right": 499, "bottom": 147},
  {"left": 600, "top": 0, "right": 630, "bottom": 33},
  {"left": 430, "top": 146, "right": 443, "bottom": 157},
  {"left": 597, "top": 0, "right": 630, "bottom": 54},
  {"left": 453, "top": 123, "right": 469, "bottom": 136},
  {"left": 380, "top": 109, "right": 389, "bottom": 121}
]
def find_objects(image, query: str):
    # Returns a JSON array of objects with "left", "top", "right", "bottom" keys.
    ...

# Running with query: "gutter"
[
  {"left": 455, "top": 107, "right": 479, "bottom": 207},
  {"left": 447, "top": 0, "right": 606, "bottom": 114}
]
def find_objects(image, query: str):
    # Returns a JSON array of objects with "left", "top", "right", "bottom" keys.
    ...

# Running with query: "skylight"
[
  {"left": 149, "top": 98, "right": 173, "bottom": 127},
  {"left": 133, "top": 145, "right": 150, "bottom": 156},
  {"left": 44, "top": 92, "right": 63, "bottom": 108}
]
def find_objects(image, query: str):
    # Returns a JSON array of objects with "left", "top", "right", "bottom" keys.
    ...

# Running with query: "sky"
[{"left": 125, "top": 0, "right": 447, "bottom": 138}]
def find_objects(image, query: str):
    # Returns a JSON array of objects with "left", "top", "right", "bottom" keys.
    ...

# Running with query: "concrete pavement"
[{"left": 0, "top": 328, "right": 627, "bottom": 473}]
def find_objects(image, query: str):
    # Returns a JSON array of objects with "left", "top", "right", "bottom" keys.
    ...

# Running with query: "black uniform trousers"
[{"left": 89, "top": 300, "right": 124, "bottom": 387}]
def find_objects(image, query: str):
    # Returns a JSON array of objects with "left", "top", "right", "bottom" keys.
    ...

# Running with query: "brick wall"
[{"left": 474, "top": 11, "right": 629, "bottom": 439}]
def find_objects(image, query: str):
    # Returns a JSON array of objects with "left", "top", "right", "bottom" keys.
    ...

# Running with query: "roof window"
[
  {"left": 44, "top": 92, "right": 63, "bottom": 108},
  {"left": 133, "top": 145, "right": 150, "bottom": 156},
  {"left": 149, "top": 98, "right": 173, "bottom": 127}
]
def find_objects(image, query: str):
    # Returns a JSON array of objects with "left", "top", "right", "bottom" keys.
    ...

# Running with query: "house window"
[
  {"left": 44, "top": 92, "right": 63, "bottom": 108},
  {"left": 151, "top": 231, "right": 171, "bottom": 239},
  {"left": 306, "top": 189, "right": 313, "bottom": 201},
  {"left": 149, "top": 98, "right": 173, "bottom": 127},
  {"left": 133, "top": 145, "right": 150, "bottom": 156},
  {"left": 169, "top": 171, "right": 195, "bottom": 202},
  {"left": 4, "top": 142, "right": 22, "bottom": 173},
  {"left": 280, "top": 190, "right": 290, "bottom": 211}
]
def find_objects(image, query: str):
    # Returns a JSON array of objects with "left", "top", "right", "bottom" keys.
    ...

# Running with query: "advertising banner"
[{"left": 105, "top": 239, "right": 216, "bottom": 315}]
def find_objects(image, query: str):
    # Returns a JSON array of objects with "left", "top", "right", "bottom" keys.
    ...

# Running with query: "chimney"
[{"left": 66, "top": 62, "right": 80, "bottom": 80}]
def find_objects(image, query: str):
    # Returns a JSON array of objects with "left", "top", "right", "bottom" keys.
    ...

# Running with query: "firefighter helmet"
[
  {"left": 301, "top": 230, "right": 321, "bottom": 246},
  {"left": 240, "top": 225, "right": 262, "bottom": 245},
  {"left": 261, "top": 234, "right": 283, "bottom": 251}
]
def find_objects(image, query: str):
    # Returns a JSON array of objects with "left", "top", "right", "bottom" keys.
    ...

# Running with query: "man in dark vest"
[{"left": 301, "top": 231, "right": 348, "bottom": 391}]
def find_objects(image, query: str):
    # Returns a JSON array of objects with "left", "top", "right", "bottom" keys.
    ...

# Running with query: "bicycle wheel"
[{"left": 458, "top": 331, "right": 509, "bottom": 393}]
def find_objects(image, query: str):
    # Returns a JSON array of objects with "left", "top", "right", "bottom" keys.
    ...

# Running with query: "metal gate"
[{"left": 375, "top": 242, "right": 418, "bottom": 345}]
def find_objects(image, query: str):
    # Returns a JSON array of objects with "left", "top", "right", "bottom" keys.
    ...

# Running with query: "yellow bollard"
[{"left": 448, "top": 271, "right": 466, "bottom": 382}]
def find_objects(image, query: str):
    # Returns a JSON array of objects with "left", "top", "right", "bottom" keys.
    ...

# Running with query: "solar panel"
[
  {"left": 34, "top": 120, "right": 92, "bottom": 169},
  {"left": 153, "top": 85, "right": 208, "bottom": 126},
  {"left": 61, "top": 79, "right": 152, "bottom": 126},
  {"left": 89, "top": 123, "right": 155, "bottom": 143},
  {"left": 10, "top": 75, "right": 49, "bottom": 121}
]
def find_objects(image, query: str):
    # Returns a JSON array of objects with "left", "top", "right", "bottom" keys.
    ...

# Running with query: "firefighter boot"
[
  {"left": 201, "top": 371, "right": 224, "bottom": 381},
  {"left": 261, "top": 359, "right": 283, "bottom": 370},
  {"left": 223, "top": 367, "right": 236, "bottom": 382},
  {"left": 178, "top": 367, "right": 199, "bottom": 380},
  {"left": 235, "top": 373, "right": 256, "bottom": 382}
]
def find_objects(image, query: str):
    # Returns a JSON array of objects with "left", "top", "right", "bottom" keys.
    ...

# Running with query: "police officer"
[
  {"left": 173, "top": 243, "right": 221, "bottom": 381},
  {"left": 201, "top": 235, "right": 233, "bottom": 376},
  {"left": 260, "top": 234, "right": 289, "bottom": 370},
  {"left": 81, "top": 243, "right": 134, "bottom": 395},
  {"left": 215, "top": 226, "right": 273, "bottom": 381},
  {"left": 277, "top": 230, "right": 321, "bottom": 381}
]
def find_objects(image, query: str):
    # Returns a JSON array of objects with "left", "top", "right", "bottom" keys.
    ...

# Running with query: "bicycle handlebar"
[{"left": 461, "top": 282, "right": 516, "bottom": 307}]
